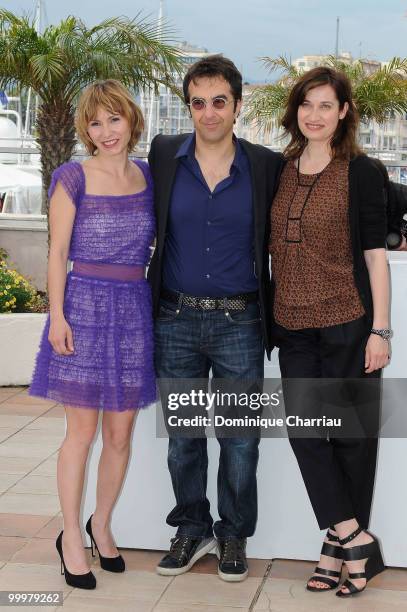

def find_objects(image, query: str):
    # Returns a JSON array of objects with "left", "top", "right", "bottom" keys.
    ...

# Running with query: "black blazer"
[{"left": 147, "top": 133, "right": 283, "bottom": 357}]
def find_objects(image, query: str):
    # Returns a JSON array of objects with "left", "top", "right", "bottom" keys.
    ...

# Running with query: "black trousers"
[{"left": 273, "top": 315, "right": 380, "bottom": 530}]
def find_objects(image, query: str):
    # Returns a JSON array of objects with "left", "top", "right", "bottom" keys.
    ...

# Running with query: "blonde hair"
[{"left": 75, "top": 80, "right": 144, "bottom": 155}]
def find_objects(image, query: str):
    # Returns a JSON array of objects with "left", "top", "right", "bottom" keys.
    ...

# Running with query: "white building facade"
[{"left": 138, "top": 42, "right": 214, "bottom": 148}]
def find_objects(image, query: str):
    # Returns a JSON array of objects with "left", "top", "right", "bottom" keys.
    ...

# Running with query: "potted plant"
[{"left": 0, "top": 249, "right": 47, "bottom": 385}]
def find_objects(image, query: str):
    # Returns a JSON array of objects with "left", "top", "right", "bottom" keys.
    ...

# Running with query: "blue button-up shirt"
[{"left": 162, "top": 133, "right": 258, "bottom": 297}]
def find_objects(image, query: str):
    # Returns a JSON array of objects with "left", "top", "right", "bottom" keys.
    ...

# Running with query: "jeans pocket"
[
  {"left": 157, "top": 299, "right": 181, "bottom": 322},
  {"left": 225, "top": 302, "right": 261, "bottom": 325}
]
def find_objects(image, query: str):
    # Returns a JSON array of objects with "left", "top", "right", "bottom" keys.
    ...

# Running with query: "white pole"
[
  {"left": 33, "top": 1, "right": 43, "bottom": 133},
  {"left": 35, "top": 0, "right": 42, "bottom": 33},
  {"left": 158, "top": 0, "right": 164, "bottom": 40},
  {"left": 146, "top": 91, "right": 154, "bottom": 149},
  {"left": 335, "top": 17, "right": 340, "bottom": 58},
  {"left": 147, "top": 2, "right": 165, "bottom": 147},
  {"left": 23, "top": 87, "right": 32, "bottom": 138}
]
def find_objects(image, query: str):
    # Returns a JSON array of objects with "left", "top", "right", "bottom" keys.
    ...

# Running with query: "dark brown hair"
[{"left": 281, "top": 66, "right": 361, "bottom": 160}]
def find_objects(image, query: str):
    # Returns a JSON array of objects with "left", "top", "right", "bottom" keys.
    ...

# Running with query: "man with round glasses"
[{"left": 148, "top": 55, "right": 283, "bottom": 582}]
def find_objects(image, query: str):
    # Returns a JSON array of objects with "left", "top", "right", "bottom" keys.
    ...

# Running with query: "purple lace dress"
[{"left": 30, "top": 160, "right": 156, "bottom": 411}]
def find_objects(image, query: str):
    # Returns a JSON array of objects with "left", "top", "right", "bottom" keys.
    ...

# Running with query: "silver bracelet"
[{"left": 370, "top": 328, "right": 392, "bottom": 341}]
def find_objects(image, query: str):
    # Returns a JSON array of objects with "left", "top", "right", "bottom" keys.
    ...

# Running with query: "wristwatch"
[{"left": 371, "top": 328, "right": 392, "bottom": 341}]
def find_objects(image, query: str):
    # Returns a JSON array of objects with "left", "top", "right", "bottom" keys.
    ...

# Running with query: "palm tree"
[
  {"left": 245, "top": 55, "right": 407, "bottom": 134},
  {"left": 0, "top": 10, "right": 183, "bottom": 213}
]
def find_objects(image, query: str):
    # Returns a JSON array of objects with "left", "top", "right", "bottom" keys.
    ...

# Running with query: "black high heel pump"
[
  {"left": 85, "top": 515, "right": 125, "bottom": 573},
  {"left": 336, "top": 526, "right": 385, "bottom": 597},
  {"left": 55, "top": 531, "right": 96, "bottom": 589}
]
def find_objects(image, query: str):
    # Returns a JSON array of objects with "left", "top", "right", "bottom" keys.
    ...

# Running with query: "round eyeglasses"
[{"left": 187, "top": 97, "right": 234, "bottom": 111}]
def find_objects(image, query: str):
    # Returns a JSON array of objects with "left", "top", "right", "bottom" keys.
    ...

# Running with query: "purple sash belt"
[{"left": 72, "top": 261, "right": 145, "bottom": 281}]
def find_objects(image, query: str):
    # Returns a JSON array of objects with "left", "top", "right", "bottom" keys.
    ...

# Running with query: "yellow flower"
[
  {"left": 5, "top": 285, "right": 11, "bottom": 289},
  {"left": 4, "top": 302, "right": 9, "bottom": 308},
  {"left": 3, "top": 290, "right": 7, "bottom": 295}
]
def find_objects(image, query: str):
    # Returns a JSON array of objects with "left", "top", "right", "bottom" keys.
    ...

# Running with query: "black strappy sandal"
[
  {"left": 306, "top": 527, "right": 344, "bottom": 592},
  {"left": 336, "top": 526, "right": 385, "bottom": 597}
]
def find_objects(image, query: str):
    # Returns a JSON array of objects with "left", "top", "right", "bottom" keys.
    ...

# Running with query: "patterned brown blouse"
[{"left": 270, "top": 158, "right": 365, "bottom": 329}]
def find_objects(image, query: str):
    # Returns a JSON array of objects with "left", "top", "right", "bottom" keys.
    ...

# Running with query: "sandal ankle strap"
[
  {"left": 338, "top": 526, "right": 363, "bottom": 546},
  {"left": 326, "top": 529, "right": 340, "bottom": 543}
]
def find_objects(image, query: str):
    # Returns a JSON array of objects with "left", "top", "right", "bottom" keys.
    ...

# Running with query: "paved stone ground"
[{"left": 0, "top": 387, "right": 406, "bottom": 611}]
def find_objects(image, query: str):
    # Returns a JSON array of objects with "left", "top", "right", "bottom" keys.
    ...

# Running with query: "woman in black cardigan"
[{"left": 270, "top": 67, "right": 390, "bottom": 598}]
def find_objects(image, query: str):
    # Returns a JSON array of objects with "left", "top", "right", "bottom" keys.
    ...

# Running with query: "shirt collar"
[
  {"left": 175, "top": 132, "right": 245, "bottom": 172},
  {"left": 175, "top": 133, "right": 196, "bottom": 160}
]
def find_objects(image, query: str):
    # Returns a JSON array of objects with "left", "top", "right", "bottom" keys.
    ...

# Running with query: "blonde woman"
[{"left": 30, "top": 80, "right": 155, "bottom": 589}]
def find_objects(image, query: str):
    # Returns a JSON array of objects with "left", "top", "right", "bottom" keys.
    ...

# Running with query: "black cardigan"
[
  {"left": 348, "top": 154, "right": 387, "bottom": 326},
  {"left": 270, "top": 154, "right": 387, "bottom": 336}
]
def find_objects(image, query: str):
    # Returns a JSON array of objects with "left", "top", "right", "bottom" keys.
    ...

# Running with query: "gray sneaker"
[{"left": 156, "top": 535, "right": 217, "bottom": 576}]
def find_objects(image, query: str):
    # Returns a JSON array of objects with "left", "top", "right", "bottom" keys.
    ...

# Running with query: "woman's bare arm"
[
  {"left": 363, "top": 247, "right": 390, "bottom": 373},
  {"left": 47, "top": 183, "right": 76, "bottom": 355}
]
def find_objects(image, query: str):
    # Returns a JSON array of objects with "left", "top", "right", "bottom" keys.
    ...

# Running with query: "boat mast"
[
  {"left": 146, "top": 1, "right": 164, "bottom": 146},
  {"left": 335, "top": 16, "right": 340, "bottom": 58}
]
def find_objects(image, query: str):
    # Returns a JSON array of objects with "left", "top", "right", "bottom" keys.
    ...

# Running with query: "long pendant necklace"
[{"left": 285, "top": 157, "right": 331, "bottom": 243}]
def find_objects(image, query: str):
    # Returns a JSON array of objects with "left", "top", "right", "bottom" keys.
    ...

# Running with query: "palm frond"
[
  {"left": 0, "top": 9, "right": 31, "bottom": 31},
  {"left": 0, "top": 12, "right": 183, "bottom": 104},
  {"left": 0, "top": 10, "right": 185, "bottom": 214},
  {"left": 29, "top": 50, "right": 66, "bottom": 86},
  {"left": 260, "top": 55, "right": 298, "bottom": 78},
  {"left": 244, "top": 54, "right": 407, "bottom": 130},
  {"left": 244, "top": 83, "right": 289, "bottom": 133}
]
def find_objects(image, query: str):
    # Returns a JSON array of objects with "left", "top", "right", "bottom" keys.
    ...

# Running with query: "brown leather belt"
[{"left": 161, "top": 289, "right": 258, "bottom": 311}]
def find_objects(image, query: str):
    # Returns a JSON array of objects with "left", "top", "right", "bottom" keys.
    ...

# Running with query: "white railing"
[{"left": 1, "top": 143, "right": 406, "bottom": 217}]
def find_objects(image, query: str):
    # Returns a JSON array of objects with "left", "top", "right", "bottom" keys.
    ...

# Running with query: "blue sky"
[{"left": 2, "top": 0, "right": 407, "bottom": 81}]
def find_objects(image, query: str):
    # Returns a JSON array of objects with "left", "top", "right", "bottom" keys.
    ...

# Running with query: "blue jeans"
[{"left": 155, "top": 298, "right": 264, "bottom": 539}]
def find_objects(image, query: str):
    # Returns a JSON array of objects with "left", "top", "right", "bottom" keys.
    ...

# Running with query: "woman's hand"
[
  {"left": 365, "top": 333, "right": 389, "bottom": 373},
  {"left": 395, "top": 235, "right": 407, "bottom": 251},
  {"left": 48, "top": 317, "right": 74, "bottom": 355}
]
